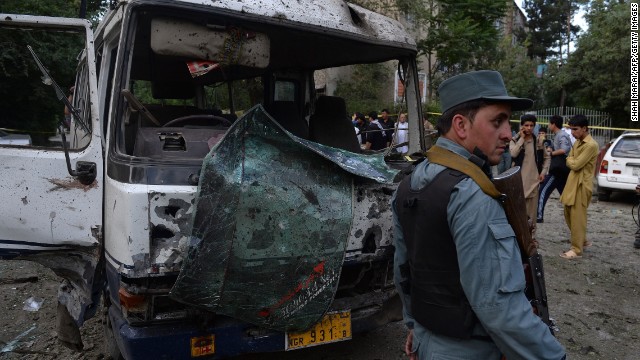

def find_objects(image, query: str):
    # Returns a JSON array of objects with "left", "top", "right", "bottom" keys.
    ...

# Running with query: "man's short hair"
[
  {"left": 381, "top": 109, "right": 389, "bottom": 114},
  {"left": 368, "top": 111, "right": 378, "bottom": 120},
  {"left": 436, "top": 99, "right": 490, "bottom": 135},
  {"left": 549, "top": 115, "right": 564, "bottom": 128},
  {"left": 568, "top": 114, "right": 588, "bottom": 127},
  {"left": 539, "top": 126, "right": 548, "bottom": 133},
  {"left": 520, "top": 114, "right": 537, "bottom": 125}
]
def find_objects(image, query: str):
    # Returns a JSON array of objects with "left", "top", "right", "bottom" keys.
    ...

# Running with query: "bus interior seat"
[
  {"left": 309, "top": 96, "right": 360, "bottom": 153},
  {"left": 268, "top": 101, "right": 309, "bottom": 138}
]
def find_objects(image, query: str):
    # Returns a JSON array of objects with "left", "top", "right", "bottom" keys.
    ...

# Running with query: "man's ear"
[{"left": 451, "top": 114, "right": 469, "bottom": 140}]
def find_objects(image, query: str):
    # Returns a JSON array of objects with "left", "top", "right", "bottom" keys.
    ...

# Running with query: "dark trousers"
[{"left": 537, "top": 173, "right": 567, "bottom": 221}]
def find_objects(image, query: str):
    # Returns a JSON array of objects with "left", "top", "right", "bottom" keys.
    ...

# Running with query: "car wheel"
[
  {"left": 103, "top": 306, "right": 124, "bottom": 360},
  {"left": 598, "top": 188, "right": 611, "bottom": 201}
]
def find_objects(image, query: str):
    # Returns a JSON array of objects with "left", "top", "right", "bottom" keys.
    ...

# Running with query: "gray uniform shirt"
[{"left": 554, "top": 129, "right": 573, "bottom": 154}]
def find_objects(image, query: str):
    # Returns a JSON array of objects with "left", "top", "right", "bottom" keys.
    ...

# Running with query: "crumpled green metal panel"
[{"left": 169, "top": 105, "right": 397, "bottom": 331}]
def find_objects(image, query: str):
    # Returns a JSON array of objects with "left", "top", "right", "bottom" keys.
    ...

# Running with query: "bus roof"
[{"left": 113, "top": 0, "right": 416, "bottom": 50}]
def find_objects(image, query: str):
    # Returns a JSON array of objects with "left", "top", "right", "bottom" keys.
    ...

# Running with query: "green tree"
[
  {"left": 381, "top": 0, "right": 443, "bottom": 100},
  {"left": 493, "top": 38, "right": 542, "bottom": 106},
  {"left": 435, "top": 0, "right": 506, "bottom": 72},
  {"left": 562, "top": 0, "right": 631, "bottom": 126},
  {"left": 0, "top": 0, "right": 105, "bottom": 145},
  {"left": 334, "top": 63, "right": 391, "bottom": 115},
  {"left": 0, "top": 0, "right": 109, "bottom": 23},
  {"left": 0, "top": 0, "right": 78, "bottom": 17},
  {"left": 540, "top": 59, "right": 569, "bottom": 108},
  {"left": 0, "top": 0, "right": 108, "bottom": 18},
  {"left": 0, "top": 24, "right": 83, "bottom": 144},
  {"left": 518, "top": 0, "right": 566, "bottom": 61},
  {"left": 394, "top": 0, "right": 507, "bottom": 100}
]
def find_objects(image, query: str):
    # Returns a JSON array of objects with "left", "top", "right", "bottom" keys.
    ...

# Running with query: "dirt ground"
[
  {"left": 536, "top": 191, "right": 640, "bottom": 360},
  {"left": 0, "top": 191, "right": 639, "bottom": 360}
]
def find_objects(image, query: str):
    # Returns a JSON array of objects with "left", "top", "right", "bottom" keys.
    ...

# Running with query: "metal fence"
[{"left": 515, "top": 107, "right": 613, "bottom": 148}]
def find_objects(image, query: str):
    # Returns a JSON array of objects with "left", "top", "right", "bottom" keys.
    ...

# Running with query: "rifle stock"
[
  {"left": 492, "top": 167, "right": 536, "bottom": 258},
  {"left": 492, "top": 166, "right": 553, "bottom": 332}
]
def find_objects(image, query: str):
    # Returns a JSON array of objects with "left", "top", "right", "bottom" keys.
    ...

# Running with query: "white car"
[{"left": 597, "top": 132, "right": 640, "bottom": 200}]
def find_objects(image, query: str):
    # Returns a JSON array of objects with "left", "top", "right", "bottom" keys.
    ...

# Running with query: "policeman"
[{"left": 393, "top": 70, "right": 566, "bottom": 359}]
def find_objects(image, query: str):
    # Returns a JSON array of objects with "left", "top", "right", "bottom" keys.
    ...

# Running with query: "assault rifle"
[{"left": 493, "top": 166, "right": 557, "bottom": 335}]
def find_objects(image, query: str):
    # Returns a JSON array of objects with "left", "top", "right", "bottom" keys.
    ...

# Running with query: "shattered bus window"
[{"left": 170, "top": 105, "right": 397, "bottom": 331}]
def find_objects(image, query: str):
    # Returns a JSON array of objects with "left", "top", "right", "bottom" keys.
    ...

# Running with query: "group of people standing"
[
  {"left": 353, "top": 109, "right": 409, "bottom": 152},
  {"left": 507, "top": 112, "right": 599, "bottom": 259}
]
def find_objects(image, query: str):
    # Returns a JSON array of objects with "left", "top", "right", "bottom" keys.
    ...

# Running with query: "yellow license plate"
[
  {"left": 286, "top": 311, "right": 352, "bottom": 350},
  {"left": 190, "top": 334, "right": 215, "bottom": 357}
]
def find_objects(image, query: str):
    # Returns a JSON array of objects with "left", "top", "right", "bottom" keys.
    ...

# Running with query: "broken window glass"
[{"left": 170, "top": 105, "right": 397, "bottom": 331}]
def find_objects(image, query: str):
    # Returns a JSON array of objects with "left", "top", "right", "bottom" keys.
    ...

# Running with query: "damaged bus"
[{"left": 0, "top": 0, "right": 425, "bottom": 358}]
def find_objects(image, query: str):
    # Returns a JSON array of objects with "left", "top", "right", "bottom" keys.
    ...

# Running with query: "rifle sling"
[{"left": 426, "top": 145, "right": 503, "bottom": 200}]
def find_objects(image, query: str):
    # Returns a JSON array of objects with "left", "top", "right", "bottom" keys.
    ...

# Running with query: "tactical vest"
[
  {"left": 513, "top": 136, "right": 544, "bottom": 174},
  {"left": 395, "top": 168, "right": 478, "bottom": 339}
]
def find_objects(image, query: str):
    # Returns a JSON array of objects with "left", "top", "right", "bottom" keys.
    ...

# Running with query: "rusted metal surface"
[{"left": 47, "top": 178, "right": 98, "bottom": 192}]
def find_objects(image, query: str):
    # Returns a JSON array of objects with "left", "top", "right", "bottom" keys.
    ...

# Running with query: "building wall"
[{"left": 501, "top": 1, "right": 528, "bottom": 46}]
